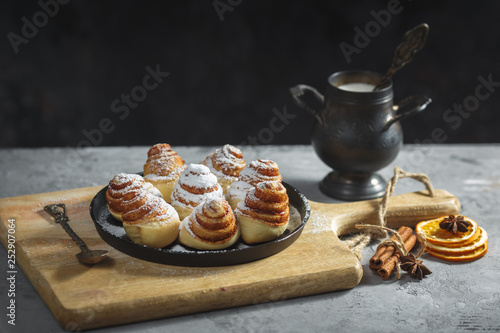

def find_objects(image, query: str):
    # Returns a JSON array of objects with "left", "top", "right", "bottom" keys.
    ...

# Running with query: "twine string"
[
  {"left": 414, "top": 231, "right": 428, "bottom": 259},
  {"left": 344, "top": 167, "right": 434, "bottom": 261}
]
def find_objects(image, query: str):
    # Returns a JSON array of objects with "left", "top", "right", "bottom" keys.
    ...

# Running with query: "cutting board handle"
[{"left": 309, "top": 189, "right": 460, "bottom": 236}]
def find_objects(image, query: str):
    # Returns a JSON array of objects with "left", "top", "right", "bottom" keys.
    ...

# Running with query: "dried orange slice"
[
  {"left": 426, "top": 242, "right": 488, "bottom": 262},
  {"left": 426, "top": 227, "right": 488, "bottom": 254},
  {"left": 415, "top": 215, "right": 479, "bottom": 246}
]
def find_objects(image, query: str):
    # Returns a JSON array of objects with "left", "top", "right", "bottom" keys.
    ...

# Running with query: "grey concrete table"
[{"left": 0, "top": 144, "right": 499, "bottom": 333}]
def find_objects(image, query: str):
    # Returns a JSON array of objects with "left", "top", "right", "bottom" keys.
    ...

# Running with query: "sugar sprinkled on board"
[
  {"left": 308, "top": 211, "right": 334, "bottom": 234},
  {"left": 114, "top": 255, "right": 237, "bottom": 282},
  {"left": 33, "top": 198, "right": 91, "bottom": 214}
]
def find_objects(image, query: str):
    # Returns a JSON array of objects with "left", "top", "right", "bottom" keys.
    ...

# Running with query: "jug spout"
[
  {"left": 383, "top": 95, "right": 432, "bottom": 131},
  {"left": 289, "top": 84, "right": 325, "bottom": 126}
]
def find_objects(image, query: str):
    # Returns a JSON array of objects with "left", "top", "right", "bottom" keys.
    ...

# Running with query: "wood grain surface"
[{"left": 0, "top": 186, "right": 460, "bottom": 330}]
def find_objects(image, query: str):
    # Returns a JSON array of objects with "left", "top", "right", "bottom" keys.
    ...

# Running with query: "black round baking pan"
[{"left": 89, "top": 182, "right": 310, "bottom": 267}]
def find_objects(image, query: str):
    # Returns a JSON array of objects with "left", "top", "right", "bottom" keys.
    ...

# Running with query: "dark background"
[{"left": 1, "top": 0, "right": 499, "bottom": 148}]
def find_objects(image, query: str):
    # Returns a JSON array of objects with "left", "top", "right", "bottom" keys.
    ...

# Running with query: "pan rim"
[{"left": 89, "top": 181, "right": 310, "bottom": 266}]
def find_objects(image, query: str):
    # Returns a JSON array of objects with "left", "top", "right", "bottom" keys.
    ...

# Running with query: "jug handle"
[
  {"left": 383, "top": 95, "right": 432, "bottom": 131},
  {"left": 289, "top": 84, "right": 325, "bottom": 126}
]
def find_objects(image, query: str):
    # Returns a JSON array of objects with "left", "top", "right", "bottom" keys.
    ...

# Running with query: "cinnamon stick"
[
  {"left": 369, "top": 226, "right": 413, "bottom": 269},
  {"left": 379, "top": 234, "right": 417, "bottom": 280}
]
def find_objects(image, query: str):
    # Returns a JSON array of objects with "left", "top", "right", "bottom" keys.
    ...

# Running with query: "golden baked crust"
[
  {"left": 106, "top": 173, "right": 162, "bottom": 222},
  {"left": 236, "top": 181, "right": 289, "bottom": 244},
  {"left": 143, "top": 143, "right": 185, "bottom": 177},
  {"left": 200, "top": 144, "right": 246, "bottom": 195},
  {"left": 122, "top": 193, "right": 180, "bottom": 248},
  {"left": 227, "top": 159, "right": 282, "bottom": 210},
  {"left": 179, "top": 198, "right": 240, "bottom": 250},
  {"left": 143, "top": 143, "right": 186, "bottom": 201},
  {"left": 171, "top": 164, "right": 224, "bottom": 220}
]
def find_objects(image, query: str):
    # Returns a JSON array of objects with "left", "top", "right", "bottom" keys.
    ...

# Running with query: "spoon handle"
[
  {"left": 374, "top": 23, "right": 430, "bottom": 91},
  {"left": 44, "top": 204, "right": 90, "bottom": 253},
  {"left": 58, "top": 219, "right": 91, "bottom": 253}
]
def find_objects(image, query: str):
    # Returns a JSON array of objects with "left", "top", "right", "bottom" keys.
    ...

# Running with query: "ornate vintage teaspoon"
[
  {"left": 44, "top": 203, "right": 108, "bottom": 264},
  {"left": 373, "top": 23, "right": 430, "bottom": 91}
]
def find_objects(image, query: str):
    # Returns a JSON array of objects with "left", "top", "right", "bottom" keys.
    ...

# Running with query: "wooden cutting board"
[{"left": 0, "top": 186, "right": 460, "bottom": 330}]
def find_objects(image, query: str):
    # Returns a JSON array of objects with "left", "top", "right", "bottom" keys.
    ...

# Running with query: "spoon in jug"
[
  {"left": 44, "top": 203, "right": 108, "bottom": 265},
  {"left": 373, "top": 23, "right": 430, "bottom": 91}
]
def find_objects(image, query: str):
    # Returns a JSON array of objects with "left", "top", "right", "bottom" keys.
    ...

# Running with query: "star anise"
[
  {"left": 439, "top": 215, "right": 471, "bottom": 234},
  {"left": 400, "top": 253, "right": 432, "bottom": 280}
]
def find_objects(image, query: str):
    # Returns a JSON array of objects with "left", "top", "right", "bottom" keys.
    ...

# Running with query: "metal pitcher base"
[{"left": 319, "top": 171, "right": 386, "bottom": 201}]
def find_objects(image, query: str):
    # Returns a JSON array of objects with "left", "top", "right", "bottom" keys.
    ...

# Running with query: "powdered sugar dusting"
[
  {"left": 107, "top": 173, "right": 165, "bottom": 215},
  {"left": 227, "top": 159, "right": 281, "bottom": 204},
  {"left": 164, "top": 201, "right": 179, "bottom": 220},
  {"left": 181, "top": 164, "right": 218, "bottom": 189},
  {"left": 238, "top": 165, "right": 260, "bottom": 180},
  {"left": 308, "top": 211, "right": 334, "bottom": 234},
  {"left": 227, "top": 180, "right": 252, "bottom": 203},
  {"left": 101, "top": 222, "right": 127, "bottom": 237},
  {"left": 110, "top": 178, "right": 143, "bottom": 193},
  {"left": 182, "top": 216, "right": 198, "bottom": 239},
  {"left": 251, "top": 159, "right": 272, "bottom": 168},
  {"left": 236, "top": 187, "right": 257, "bottom": 212},
  {"left": 143, "top": 181, "right": 163, "bottom": 198},
  {"left": 158, "top": 200, "right": 179, "bottom": 222},
  {"left": 108, "top": 173, "right": 156, "bottom": 197},
  {"left": 143, "top": 145, "right": 186, "bottom": 180},
  {"left": 144, "top": 197, "right": 179, "bottom": 222},
  {"left": 218, "top": 145, "right": 245, "bottom": 171},
  {"left": 171, "top": 164, "right": 224, "bottom": 208},
  {"left": 172, "top": 185, "right": 223, "bottom": 209},
  {"left": 200, "top": 145, "right": 245, "bottom": 183},
  {"left": 122, "top": 192, "right": 159, "bottom": 221},
  {"left": 203, "top": 160, "right": 228, "bottom": 180},
  {"left": 187, "top": 163, "right": 209, "bottom": 174},
  {"left": 238, "top": 159, "right": 281, "bottom": 184},
  {"left": 144, "top": 162, "right": 185, "bottom": 181},
  {"left": 288, "top": 205, "right": 302, "bottom": 230},
  {"left": 204, "top": 158, "right": 238, "bottom": 183},
  {"left": 111, "top": 173, "right": 143, "bottom": 185}
]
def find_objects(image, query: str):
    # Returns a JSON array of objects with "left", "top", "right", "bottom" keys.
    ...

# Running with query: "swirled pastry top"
[
  {"left": 143, "top": 143, "right": 186, "bottom": 181},
  {"left": 239, "top": 159, "right": 282, "bottom": 185},
  {"left": 171, "top": 164, "right": 224, "bottom": 209},
  {"left": 228, "top": 159, "right": 282, "bottom": 199},
  {"left": 184, "top": 199, "right": 238, "bottom": 243},
  {"left": 237, "top": 181, "right": 289, "bottom": 226},
  {"left": 106, "top": 173, "right": 162, "bottom": 213},
  {"left": 122, "top": 192, "right": 178, "bottom": 225},
  {"left": 201, "top": 144, "right": 246, "bottom": 182}
]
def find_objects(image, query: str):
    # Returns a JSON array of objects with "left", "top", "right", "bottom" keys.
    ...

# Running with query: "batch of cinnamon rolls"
[{"left": 105, "top": 143, "right": 290, "bottom": 250}]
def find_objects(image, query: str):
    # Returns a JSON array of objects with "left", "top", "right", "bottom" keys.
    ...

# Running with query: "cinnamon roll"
[
  {"left": 200, "top": 144, "right": 246, "bottom": 195},
  {"left": 179, "top": 198, "right": 240, "bottom": 250},
  {"left": 227, "top": 159, "right": 282, "bottom": 210},
  {"left": 106, "top": 173, "right": 162, "bottom": 222},
  {"left": 170, "top": 164, "right": 224, "bottom": 220},
  {"left": 143, "top": 143, "right": 186, "bottom": 202},
  {"left": 122, "top": 192, "right": 181, "bottom": 248},
  {"left": 235, "top": 181, "right": 289, "bottom": 244}
]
